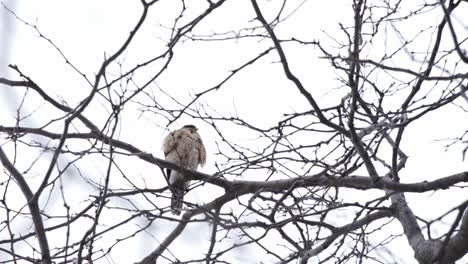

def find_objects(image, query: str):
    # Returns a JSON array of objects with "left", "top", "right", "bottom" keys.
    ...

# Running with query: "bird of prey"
[{"left": 162, "top": 125, "right": 206, "bottom": 215}]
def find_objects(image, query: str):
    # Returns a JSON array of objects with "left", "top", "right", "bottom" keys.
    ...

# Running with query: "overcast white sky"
[{"left": 1, "top": 0, "right": 468, "bottom": 263}]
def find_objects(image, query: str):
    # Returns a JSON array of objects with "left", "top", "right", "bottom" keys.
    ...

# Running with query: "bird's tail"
[{"left": 171, "top": 182, "right": 185, "bottom": 215}]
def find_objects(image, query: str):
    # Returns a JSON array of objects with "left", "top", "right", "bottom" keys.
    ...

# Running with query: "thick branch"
[
  {"left": 387, "top": 192, "right": 468, "bottom": 263},
  {"left": 1, "top": 126, "right": 467, "bottom": 194},
  {"left": 389, "top": 192, "right": 426, "bottom": 257},
  {"left": 441, "top": 207, "right": 468, "bottom": 263},
  {"left": 0, "top": 147, "right": 51, "bottom": 264}
]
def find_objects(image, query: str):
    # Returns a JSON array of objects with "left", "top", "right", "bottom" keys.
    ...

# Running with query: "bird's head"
[{"left": 182, "top": 124, "right": 198, "bottom": 131}]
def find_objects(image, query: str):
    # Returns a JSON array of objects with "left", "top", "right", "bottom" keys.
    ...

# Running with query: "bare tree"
[{"left": 0, "top": 0, "right": 467, "bottom": 263}]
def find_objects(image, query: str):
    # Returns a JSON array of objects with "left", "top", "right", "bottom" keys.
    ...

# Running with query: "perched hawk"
[{"left": 162, "top": 125, "right": 206, "bottom": 215}]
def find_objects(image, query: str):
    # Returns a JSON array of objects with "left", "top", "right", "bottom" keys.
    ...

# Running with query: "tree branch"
[
  {"left": 300, "top": 210, "right": 393, "bottom": 263},
  {"left": 1, "top": 125, "right": 467, "bottom": 195},
  {"left": 0, "top": 147, "right": 51, "bottom": 264},
  {"left": 137, "top": 192, "right": 235, "bottom": 264}
]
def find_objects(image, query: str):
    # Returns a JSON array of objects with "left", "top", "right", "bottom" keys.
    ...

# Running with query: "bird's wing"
[
  {"left": 162, "top": 130, "right": 179, "bottom": 156},
  {"left": 196, "top": 133, "right": 206, "bottom": 167},
  {"left": 162, "top": 129, "right": 183, "bottom": 182}
]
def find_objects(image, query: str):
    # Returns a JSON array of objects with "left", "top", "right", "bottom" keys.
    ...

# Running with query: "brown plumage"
[{"left": 162, "top": 125, "right": 206, "bottom": 215}]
